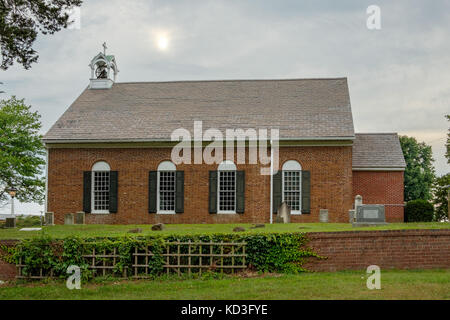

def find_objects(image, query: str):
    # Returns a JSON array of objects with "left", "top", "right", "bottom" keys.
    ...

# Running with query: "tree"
[
  {"left": 446, "top": 114, "right": 449, "bottom": 164},
  {"left": 0, "top": 96, "right": 45, "bottom": 207},
  {"left": 433, "top": 173, "right": 449, "bottom": 222},
  {"left": 0, "top": 0, "right": 82, "bottom": 70},
  {"left": 399, "top": 135, "right": 435, "bottom": 202}
]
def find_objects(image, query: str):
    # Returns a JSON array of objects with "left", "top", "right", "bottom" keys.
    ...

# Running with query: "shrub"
[
  {"left": 405, "top": 199, "right": 434, "bottom": 222},
  {"left": 16, "top": 215, "right": 42, "bottom": 228},
  {"left": 13, "top": 232, "right": 320, "bottom": 280}
]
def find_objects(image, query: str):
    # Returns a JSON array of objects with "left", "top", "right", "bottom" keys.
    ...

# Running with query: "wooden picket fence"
[{"left": 16, "top": 240, "right": 247, "bottom": 279}]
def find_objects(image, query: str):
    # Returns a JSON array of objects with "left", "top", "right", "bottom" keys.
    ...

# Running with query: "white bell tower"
[{"left": 89, "top": 42, "right": 119, "bottom": 89}]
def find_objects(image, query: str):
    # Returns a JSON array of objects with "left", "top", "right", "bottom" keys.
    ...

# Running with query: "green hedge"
[
  {"left": 405, "top": 199, "right": 434, "bottom": 222},
  {"left": 13, "top": 232, "right": 320, "bottom": 280}
]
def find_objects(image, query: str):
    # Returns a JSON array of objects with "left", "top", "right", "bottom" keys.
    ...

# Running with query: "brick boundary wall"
[
  {"left": 1, "top": 229, "right": 449, "bottom": 280},
  {"left": 0, "top": 240, "right": 18, "bottom": 281},
  {"left": 304, "top": 229, "right": 450, "bottom": 271}
]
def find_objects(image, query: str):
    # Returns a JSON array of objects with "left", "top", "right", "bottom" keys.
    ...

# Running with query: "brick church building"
[{"left": 43, "top": 52, "right": 406, "bottom": 224}]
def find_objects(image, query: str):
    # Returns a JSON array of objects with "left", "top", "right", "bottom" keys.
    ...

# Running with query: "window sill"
[
  {"left": 217, "top": 211, "right": 237, "bottom": 214},
  {"left": 91, "top": 211, "right": 110, "bottom": 214},
  {"left": 290, "top": 211, "right": 302, "bottom": 215},
  {"left": 157, "top": 211, "right": 176, "bottom": 214}
]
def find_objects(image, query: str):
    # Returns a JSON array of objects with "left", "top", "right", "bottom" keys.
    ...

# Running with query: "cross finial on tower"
[{"left": 102, "top": 42, "right": 107, "bottom": 55}]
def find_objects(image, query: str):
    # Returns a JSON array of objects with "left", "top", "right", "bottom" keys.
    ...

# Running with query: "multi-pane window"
[
  {"left": 219, "top": 170, "right": 236, "bottom": 212},
  {"left": 93, "top": 171, "right": 110, "bottom": 211},
  {"left": 283, "top": 171, "right": 301, "bottom": 212},
  {"left": 157, "top": 161, "right": 177, "bottom": 213},
  {"left": 159, "top": 171, "right": 176, "bottom": 212}
]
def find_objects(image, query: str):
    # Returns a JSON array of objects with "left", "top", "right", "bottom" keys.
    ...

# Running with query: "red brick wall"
[
  {"left": 352, "top": 171, "right": 404, "bottom": 222},
  {"left": 0, "top": 240, "right": 18, "bottom": 281},
  {"left": 47, "top": 146, "right": 353, "bottom": 224},
  {"left": 304, "top": 229, "right": 450, "bottom": 271}
]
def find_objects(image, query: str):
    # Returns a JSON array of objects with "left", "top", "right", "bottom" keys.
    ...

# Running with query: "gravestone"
[
  {"left": 5, "top": 218, "right": 16, "bottom": 228},
  {"left": 353, "top": 204, "right": 388, "bottom": 227},
  {"left": 276, "top": 202, "right": 291, "bottom": 223},
  {"left": 355, "top": 195, "right": 363, "bottom": 209},
  {"left": 74, "top": 211, "right": 85, "bottom": 225},
  {"left": 319, "top": 209, "right": 329, "bottom": 223},
  {"left": 64, "top": 213, "right": 74, "bottom": 225},
  {"left": 45, "top": 212, "right": 54, "bottom": 226},
  {"left": 348, "top": 209, "right": 356, "bottom": 223}
]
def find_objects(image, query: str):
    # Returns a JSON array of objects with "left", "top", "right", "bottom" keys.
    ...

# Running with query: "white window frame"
[
  {"left": 282, "top": 160, "right": 302, "bottom": 215},
  {"left": 217, "top": 160, "right": 237, "bottom": 214},
  {"left": 157, "top": 161, "right": 176, "bottom": 214},
  {"left": 91, "top": 161, "right": 111, "bottom": 214}
]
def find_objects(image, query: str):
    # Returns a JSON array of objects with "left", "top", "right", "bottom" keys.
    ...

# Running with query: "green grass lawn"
[
  {"left": 0, "top": 269, "right": 448, "bottom": 300},
  {"left": 0, "top": 222, "right": 448, "bottom": 240}
]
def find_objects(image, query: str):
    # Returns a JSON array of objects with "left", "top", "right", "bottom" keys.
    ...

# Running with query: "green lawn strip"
[
  {"left": 0, "top": 269, "right": 448, "bottom": 300},
  {"left": 0, "top": 222, "right": 449, "bottom": 240}
]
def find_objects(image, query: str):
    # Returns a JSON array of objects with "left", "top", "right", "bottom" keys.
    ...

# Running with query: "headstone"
[
  {"left": 355, "top": 195, "right": 363, "bottom": 209},
  {"left": 276, "top": 202, "right": 291, "bottom": 223},
  {"left": 64, "top": 213, "right": 74, "bottom": 225},
  {"left": 353, "top": 204, "right": 388, "bottom": 227},
  {"left": 45, "top": 212, "right": 54, "bottom": 226},
  {"left": 74, "top": 211, "right": 85, "bottom": 225},
  {"left": 319, "top": 209, "right": 329, "bottom": 223},
  {"left": 250, "top": 224, "right": 265, "bottom": 229},
  {"left": 128, "top": 228, "right": 142, "bottom": 233},
  {"left": 233, "top": 226, "right": 245, "bottom": 232},
  {"left": 5, "top": 218, "right": 16, "bottom": 228},
  {"left": 348, "top": 209, "right": 356, "bottom": 223}
]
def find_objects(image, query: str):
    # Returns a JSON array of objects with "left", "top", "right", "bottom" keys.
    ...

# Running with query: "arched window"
[
  {"left": 282, "top": 160, "right": 302, "bottom": 214},
  {"left": 218, "top": 160, "right": 237, "bottom": 213},
  {"left": 157, "top": 161, "right": 176, "bottom": 213},
  {"left": 92, "top": 161, "right": 111, "bottom": 213}
]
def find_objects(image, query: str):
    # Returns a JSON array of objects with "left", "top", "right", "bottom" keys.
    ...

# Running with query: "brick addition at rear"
[{"left": 43, "top": 50, "right": 406, "bottom": 224}]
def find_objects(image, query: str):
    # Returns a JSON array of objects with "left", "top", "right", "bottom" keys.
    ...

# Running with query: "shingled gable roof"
[
  {"left": 43, "top": 78, "right": 355, "bottom": 142},
  {"left": 352, "top": 133, "right": 406, "bottom": 170}
]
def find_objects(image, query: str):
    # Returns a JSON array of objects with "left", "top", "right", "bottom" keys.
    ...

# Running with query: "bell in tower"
[{"left": 89, "top": 42, "right": 119, "bottom": 89}]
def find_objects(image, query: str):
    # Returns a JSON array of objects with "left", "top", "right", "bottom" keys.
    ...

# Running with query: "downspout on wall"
[{"left": 270, "top": 140, "right": 273, "bottom": 224}]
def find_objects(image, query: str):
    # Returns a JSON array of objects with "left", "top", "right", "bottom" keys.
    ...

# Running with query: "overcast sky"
[{"left": 1, "top": 0, "right": 449, "bottom": 215}]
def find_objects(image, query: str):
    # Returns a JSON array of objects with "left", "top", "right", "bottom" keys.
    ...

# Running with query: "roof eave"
[{"left": 43, "top": 136, "right": 356, "bottom": 145}]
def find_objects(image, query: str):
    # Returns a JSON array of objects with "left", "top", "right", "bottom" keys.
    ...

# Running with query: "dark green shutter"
[
  {"left": 148, "top": 171, "right": 157, "bottom": 213},
  {"left": 109, "top": 171, "right": 118, "bottom": 213},
  {"left": 209, "top": 171, "right": 218, "bottom": 213},
  {"left": 302, "top": 171, "right": 311, "bottom": 213},
  {"left": 272, "top": 171, "right": 282, "bottom": 213},
  {"left": 175, "top": 171, "right": 184, "bottom": 213},
  {"left": 83, "top": 171, "right": 92, "bottom": 213},
  {"left": 236, "top": 171, "right": 245, "bottom": 213}
]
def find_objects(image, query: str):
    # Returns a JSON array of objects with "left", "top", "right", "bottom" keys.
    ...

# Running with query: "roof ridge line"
[{"left": 113, "top": 77, "right": 348, "bottom": 85}]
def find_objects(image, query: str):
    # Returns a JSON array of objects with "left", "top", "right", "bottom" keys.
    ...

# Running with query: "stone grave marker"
[
  {"left": 5, "top": 218, "right": 16, "bottom": 228},
  {"left": 45, "top": 212, "right": 54, "bottom": 226},
  {"left": 276, "top": 202, "right": 291, "bottom": 223},
  {"left": 64, "top": 213, "right": 74, "bottom": 225},
  {"left": 319, "top": 209, "right": 329, "bottom": 223},
  {"left": 348, "top": 209, "right": 356, "bottom": 223},
  {"left": 353, "top": 204, "right": 387, "bottom": 227},
  {"left": 75, "top": 211, "right": 85, "bottom": 225}
]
